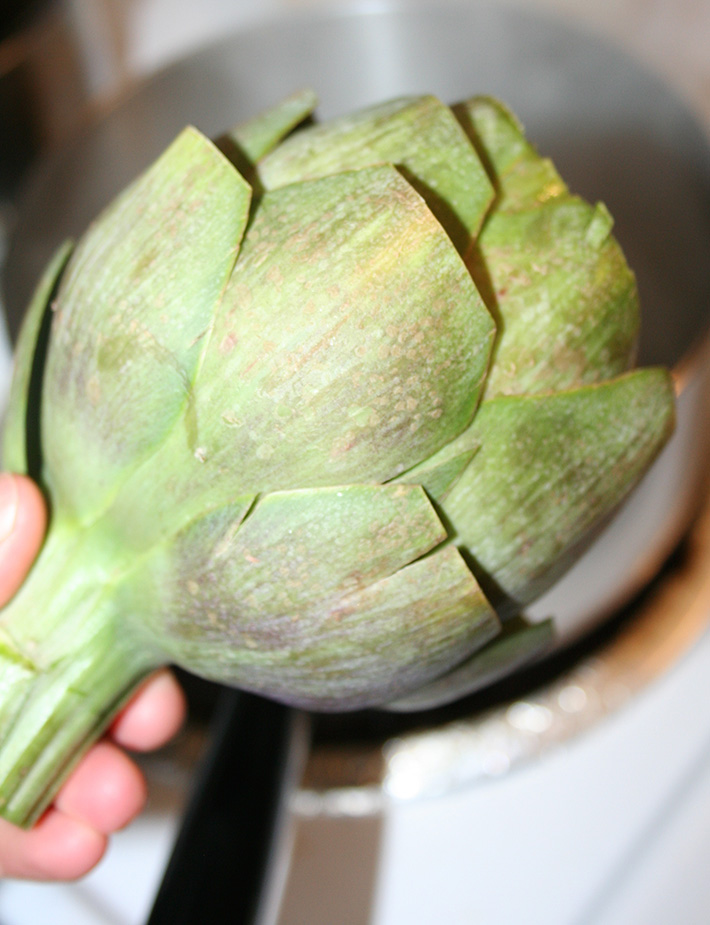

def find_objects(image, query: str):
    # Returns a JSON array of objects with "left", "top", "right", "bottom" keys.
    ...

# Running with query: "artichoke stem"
[{"left": 0, "top": 526, "right": 157, "bottom": 828}]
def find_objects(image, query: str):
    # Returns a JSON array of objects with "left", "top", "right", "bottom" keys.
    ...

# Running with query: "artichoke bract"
[{"left": 0, "top": 90, "right": 674, "bottom": 826}]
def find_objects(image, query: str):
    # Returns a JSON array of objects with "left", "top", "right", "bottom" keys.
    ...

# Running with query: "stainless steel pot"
[{"left": 4, "top": 0, "right": 710, "bottom": 649}]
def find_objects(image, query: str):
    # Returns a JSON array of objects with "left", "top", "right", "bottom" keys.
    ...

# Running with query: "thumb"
[{"left": 0, "top": 474, "right": 47, "bottom": 606}]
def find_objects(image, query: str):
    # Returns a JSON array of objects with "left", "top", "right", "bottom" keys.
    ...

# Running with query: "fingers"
[
  {"left": 110, "top": 669, "right": 187, "bottom": 752},
  {"left": 0, "top": 811, "right": 107, "bottom": 882},
  {"left": 0, "top": 473, "right": 47, "bottom": 605},
  {"left": 0, "top": 741, "right": 149, "bottom": 881},
  {"left": 0, "top": 477, "right": 187, "bottom": 881},
  {"left": 54, "top": 741, "right": 148, "bottom": 833}
]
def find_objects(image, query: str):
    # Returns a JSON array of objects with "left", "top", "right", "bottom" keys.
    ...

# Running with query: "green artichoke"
[{"left": 0, "top": 89, "right": 674, "bottom": 826}]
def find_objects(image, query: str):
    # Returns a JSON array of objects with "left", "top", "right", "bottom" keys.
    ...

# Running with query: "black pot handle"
[{"left": 147, "top": 689, "right": 302, "bottom": 925}]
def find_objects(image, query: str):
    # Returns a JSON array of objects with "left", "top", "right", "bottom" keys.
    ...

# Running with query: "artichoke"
[{"left": 0, "top": 89, "right": 674, "bottom": 826}]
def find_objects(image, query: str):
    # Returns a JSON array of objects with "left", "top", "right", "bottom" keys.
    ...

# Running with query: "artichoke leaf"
[
  {"left": 258, "top": 94, "right": 495, "bottom": 251},
  {"left": 458, "top": 96, "right": 640, "bottom": 397},
  {"left": 41, "top": 127, "right": 252, "bottom": 521},
  {"left": 394, "top": 445, "right": 480, "bottom": 503},
  {"left": 3, "top": 240, "right": 73, "bottom": 475},
  {"left": 222, "top": 88, "right": 318, "bottom": 164},
  {"left": 385, "top": 615, "right": 554, "bottom": 711},
  {"left": 441, "top": 367, "right": 675, "bottom": 610},
  {"left": 455, "top": 95, "right": 567, "bottom": 210},
  {"left": 126, "top": 483, "right": 500, "bottom": 709},
  {"left": 282, "top": 545, "right": 498, "bottom": 709},
  {"left": 191, "top": 164, "right": 495, "bottom": 491}
]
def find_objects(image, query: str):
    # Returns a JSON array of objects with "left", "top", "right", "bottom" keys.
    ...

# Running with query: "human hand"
[{"left": 0, "top": 474, "right": 186, "bottom": 880}]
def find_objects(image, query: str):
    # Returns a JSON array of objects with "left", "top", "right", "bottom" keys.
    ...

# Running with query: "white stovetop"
[
  {"left": 3, "top": 606, "right": 710, "bottom": 924},
  {"left": 2, "top": 1, "right": 710, "bottom": 922}
]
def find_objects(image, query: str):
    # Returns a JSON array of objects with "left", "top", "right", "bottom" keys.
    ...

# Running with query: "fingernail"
[{"left": 0, "top": 474, "right": 20, "bottom": 545}]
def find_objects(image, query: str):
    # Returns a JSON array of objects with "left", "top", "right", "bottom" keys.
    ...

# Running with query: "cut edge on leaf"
[
  {"left": 2, "top": 240, "right": 74, "bottom": 477},
  {"left": 383, "top": 614, "right": 554, "bottom": 711},
  {"left": 216, "top": 88, "right": 319, "bottom": 188}
]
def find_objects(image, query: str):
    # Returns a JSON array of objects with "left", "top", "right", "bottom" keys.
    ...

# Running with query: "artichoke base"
[{"left": 0, "top": 526, "right": 157, "bottom": 828}]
